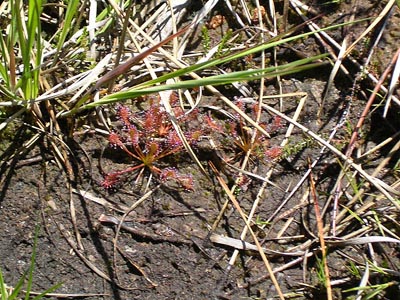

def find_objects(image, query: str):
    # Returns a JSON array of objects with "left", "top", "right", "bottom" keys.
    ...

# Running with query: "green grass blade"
[
  {"left": 53, "top": 0, "right": 80, "bottom": 65},
  {"left": 24, "top": 225, "right": 40, "bottom": 300},
  {"left": 6, "top": 270, "right": 26, "bottom": 300},
  {"left": 68, "top": 19, "right": 367, "bottom": 115},
  {"left": 31, "top": 282, "right": 63, "bottom": 300},
  {"left": 0, "top": 34, "right": 10, "bottom": 88},
  {"left": 10, "top": 0, "right": 42, "bottom": 100},
  {"left": 12, "top": 0, "right": 26, "bottom": 59},
  {"left": 0, "top": 268, "right": 8, "bottom": 300},
  {"left": 94, "top": 1, "right": 131, "bottom": 36},
  {"left": 26, "top": 0, "right": 42, "bottom": 99},
  {"left": 85, "top": 55, "right": 321, "bottom": 109},
  {"left": 0, "top": 83, "right": 16, "bottom": 100},
  {"left": 80, "top": 55, "right": 328, "bottom": 110},
  {"left": 13, "top": 0, "right": 29, "bottom": 98}
]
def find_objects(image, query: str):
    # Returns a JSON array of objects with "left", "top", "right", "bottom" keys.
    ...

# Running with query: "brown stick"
[
  {"left": 308, "top": 158, "right": 332, "bottom": 300},
  {"left": 345, "top": 48, "right": 400, "bottom": 157}
]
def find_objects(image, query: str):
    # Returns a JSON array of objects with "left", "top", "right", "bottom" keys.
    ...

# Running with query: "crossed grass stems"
[{"left": 0, "top": 0, "right": 399, "bottom": 299}]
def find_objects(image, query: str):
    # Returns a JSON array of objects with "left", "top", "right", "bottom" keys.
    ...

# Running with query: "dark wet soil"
[{"left": 1, "top": 1, "right": 400, "bottom": 299}]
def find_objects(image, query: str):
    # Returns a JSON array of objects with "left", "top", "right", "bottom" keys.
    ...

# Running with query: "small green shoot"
[
  {"left": 346, "top": 260, "right": 361, "bottom": 279},
  {"left": 201, "top": 26, "right": 211, "bottom": 53},
  {"left": 254, "top": 216, "right": 270, "bottom": 227},
  {"left": 315, "top": 255, "right": 329, "bottom": 289},
  {"left": 282, "top": 135, "right": 317, "bottom": 159},
  {"left": 216, "top": 29, "right": 233, "bottom": 58}
]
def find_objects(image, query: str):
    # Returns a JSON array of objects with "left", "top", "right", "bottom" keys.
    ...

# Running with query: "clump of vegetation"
[
  {"left": 204, "top": 98, "right": 284, "bottom": 165},
  {"left": 102, "top": 95, "right": 287, "bottom": 191},
  {"left": 102, "top": 94, "right": 202, "bottom": 191}
]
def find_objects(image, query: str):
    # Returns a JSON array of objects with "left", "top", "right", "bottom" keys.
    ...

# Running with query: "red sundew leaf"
[
  {"left": 172, "top": 106, "right": 185, "bottom": 119},
  {"left": 146, "top": 141, "right": 160, "bottom": 156},
  {"left": 265, "top": 146, "right": 283, "bottom": 160},
  {"left": 160, "top": 167, "right": 178, "bottom": 181},
  {"left": 160, "top": 168, "right": 194, "bottom": 191},
  {"left": 269, "top": 116, "right": 283, "bottom": 132},
  {"left": 116, "top": 105, "right": 132, "bottom": 127},
  {"left": 144, "top": 105, "right": 163, "bottom": 133},
  {"left": 128, "top": 125, "right": 140, "bottom": 146},
  {"left": 251, "top": 102, "right": 261, "bottom": 118},
  {"left": 167, "top": 131, "right": 183, "bottom": 149},
  {"left": 109, "top": 132, "right": 124, "bottom": 148},
  {"left": 143, "top": 108, "right": 153, "bottom": 126},
  {"left": 226, "top": 120, "right": 238, "bottom": 137},
  {"left": 204, "top": 112, "right": 224, "bottom": 133},
  {"left": 157, "top": 121, "right": 172, "bottom": 137},
  {"left": 186, "top": 130, "right": 202, "bottom": 145},
  {"left": 177, "top": 175, "right": 194, "bottom": 191},
  {"left": 143, "top": 113, "right": 154, "bottom": 132},
  {"left": 102, "top": 172, "right": 120, "bottom": 188}
]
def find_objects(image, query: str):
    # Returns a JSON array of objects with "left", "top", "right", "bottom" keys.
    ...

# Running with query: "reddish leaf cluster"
[
  {"left": 101, "top": 97, "right": 201, "bottom": 191},
  {"left": 206, "top": 97, "right": 284, "bottom": 163},
  {"left": 101, "top": 95, "right": 285, "bottom": 191}
]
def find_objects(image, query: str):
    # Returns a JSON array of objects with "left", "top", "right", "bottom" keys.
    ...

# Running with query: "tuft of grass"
[
  {"left": 0, "top": 0, "right": 43, "bottom": 131},
  {"left": 0, "top": 0, "right": 43, "bottom": 103}
]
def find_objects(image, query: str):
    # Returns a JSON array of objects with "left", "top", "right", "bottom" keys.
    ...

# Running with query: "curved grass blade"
[
  {"left": 52, "top": 0, "right": 80, "bottom": 66},
  {"left": 31, "top": 282, "right": 63, "bottom": 300},
  {"left": 26, "top": 0, "right": 42, "bottom": 100}
]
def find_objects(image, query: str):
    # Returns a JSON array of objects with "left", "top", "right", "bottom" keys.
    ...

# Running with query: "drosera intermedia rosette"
[{"left": 101, "top": 95, "right": 202, "bottom": 191}]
